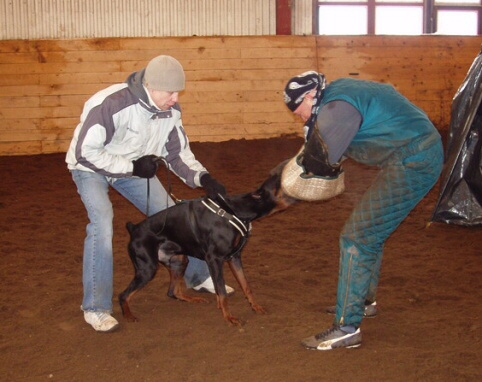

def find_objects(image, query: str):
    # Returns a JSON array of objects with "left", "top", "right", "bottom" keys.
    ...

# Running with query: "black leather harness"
[{"left": 201, "top": 198, "right": 252, "bottom": 259}]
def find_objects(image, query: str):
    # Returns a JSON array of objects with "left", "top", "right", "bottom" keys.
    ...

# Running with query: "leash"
[{"left": 146, "top": 156, "right": 182, "bottom": 217}]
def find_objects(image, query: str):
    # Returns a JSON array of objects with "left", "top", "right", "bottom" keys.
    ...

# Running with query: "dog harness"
[
  {"left": 201, "top": 198, "right": 252, "bottom": 259},
  {"left": 201, "top": 198, "right": 251, "bottom": 237}
]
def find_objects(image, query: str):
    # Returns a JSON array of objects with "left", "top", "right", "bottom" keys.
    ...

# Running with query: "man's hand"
[
  {"left": 200, "top": 173, "right": 226, "bottom": 200},
  {"left": 132, "top": 155, "right": 159, "bottom": 178},
  {"left": 302, "top": 130, "right": 341, "bottom": 177}
]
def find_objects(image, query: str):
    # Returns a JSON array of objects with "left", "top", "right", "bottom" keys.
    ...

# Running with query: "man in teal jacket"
[{"left": 283, "top": 71, "right": 443, "bottom": 350}]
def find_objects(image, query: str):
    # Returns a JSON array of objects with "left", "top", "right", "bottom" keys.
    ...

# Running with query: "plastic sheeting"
[{"left": 431, "top": 46, "right": 482, "bottom": 226}]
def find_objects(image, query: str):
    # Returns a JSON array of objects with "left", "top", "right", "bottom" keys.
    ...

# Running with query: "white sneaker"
[
  {"left": 192, "top": 277, "right": 235, "bottom": 295},
  {"left": 84, "top": 311, "right": 119, "bottom": 332}
]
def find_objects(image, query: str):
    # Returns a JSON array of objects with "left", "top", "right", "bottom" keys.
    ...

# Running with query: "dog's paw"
[
  {"left": 123, "top": 314, "right": 139, "bottom": 323},
  {"left": 169, "top": 292, "right": 209, "bottom": 304},
  {"left": 225, "top": 315, "right": 243, "bottom": 326},
  {"left": 189, "top": 296, "right": 209, "bottom": 304},
  {"left": 181, "top": 295, "right": 209, "bottom": 304},
  {"left": 250, "top": 303, "right": 267, "bottom": 314}
]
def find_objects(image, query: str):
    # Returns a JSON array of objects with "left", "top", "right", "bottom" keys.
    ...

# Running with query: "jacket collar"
[{"left": 125, "top": 69, "right": 173, "bottom": 119}]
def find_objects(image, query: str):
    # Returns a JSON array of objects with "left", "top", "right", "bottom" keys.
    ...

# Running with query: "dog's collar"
[{"left": 201, "top": 198, "right": 251, "bottom": 237}]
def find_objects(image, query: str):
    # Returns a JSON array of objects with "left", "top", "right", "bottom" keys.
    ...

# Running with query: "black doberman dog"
[{"left": 119, "top": 164, "right": 296, "bottom": 326}]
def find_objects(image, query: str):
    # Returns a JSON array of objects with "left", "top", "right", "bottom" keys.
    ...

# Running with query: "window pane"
[
  {"left": 317, "top": 0, "right": 365, "bottom": 3},
  {"left": 375, "top": 6, "right": 423, "bottom": 35},
  {"left": 435, "top": 0, "right": 480, "bottom": 4},
  {"left": 377, "top": 0, "right": 423, "bottom": 3},
  {"left": 437, "top": 10, "right": 478, "bottom": 35},
  {"left": 318, "top": 6, "right": 368, "bottom": 35}
]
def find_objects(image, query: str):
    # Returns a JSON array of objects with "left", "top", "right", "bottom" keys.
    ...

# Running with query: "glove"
[
  {"left": 132, "top": 155, "right": 159, "bottom": 178},
  {"left": 200, "top": 173, "right": 226, "bottom": 200},
  {"left": 301, "top": 129, "right": 341, "bottom": 177}
]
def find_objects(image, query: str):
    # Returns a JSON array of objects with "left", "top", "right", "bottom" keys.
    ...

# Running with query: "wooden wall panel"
[
  {"left": 0, "top": 35, "right": 480, "bottom": 156},
  {"left": 314, "top": 36, "right": 481, "bottom": 128}
]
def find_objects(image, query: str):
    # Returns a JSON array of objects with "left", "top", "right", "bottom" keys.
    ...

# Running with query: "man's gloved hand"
[
  {"left": 132, "top": 155, "right": 159, "bottom": 178},
  {"left": 302, "top": 129, "right": 341, "bottom": 177},
  {"left": 200, "top": 173, "right": 226, "bottom": 200}
]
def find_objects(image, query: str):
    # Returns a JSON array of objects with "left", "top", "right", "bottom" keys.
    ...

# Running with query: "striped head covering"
[{"left": 283, "top": 71, "right": 326, "bottom": 138}]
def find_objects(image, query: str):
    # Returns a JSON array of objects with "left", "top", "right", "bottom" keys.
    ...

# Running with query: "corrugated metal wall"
[
  {"left": 0, "top": 0, "right": 296, "bottom": 39},
  {"left": 292, "top": 0, "right": 313, "bottom": 35}
]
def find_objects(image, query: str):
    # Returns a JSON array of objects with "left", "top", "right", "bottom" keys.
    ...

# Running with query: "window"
[
  {"left": 315, "top": 0, "right": 482, "bottom": 35},
  {"left": 434, "top": 0, "right": 480, "bottom": 35},
  {"left": 318, "top": 5, "right": 368, "bottom": 35},
  {"left": 375, "top": 5, "right": 423, "bottom": 35}
]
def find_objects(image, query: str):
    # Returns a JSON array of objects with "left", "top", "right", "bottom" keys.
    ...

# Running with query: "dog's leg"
[
  {"left": 119, "top": 236, "right": 168, "bottom": 322},
  {"left": 204, "top": 257, "right": 244, "bottom": 326},
  {"left": 164, "top": 254, "right": 208, "bottom": 304},
  {"left": 216, "top": 294, "right": 242, "bottom": 326},
  {"left": 228, "top": 255, "right": 266, "bottom": 315},
  {"left": 119, "top": 262, "right": 158, "bottom": 322}
]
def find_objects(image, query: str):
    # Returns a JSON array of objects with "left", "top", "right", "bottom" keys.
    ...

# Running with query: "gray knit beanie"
[{"left": 143, "top": 55, "right": 185, "bottom": 92}]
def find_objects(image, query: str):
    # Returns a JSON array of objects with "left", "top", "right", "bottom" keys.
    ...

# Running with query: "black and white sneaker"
[{"left": 301, "top": 325, "right": 362, "bottom": 350}]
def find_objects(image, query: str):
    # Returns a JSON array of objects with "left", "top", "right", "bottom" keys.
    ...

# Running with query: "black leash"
[{"left": 146, "top": 156, "right": 181, "bottom": 217}]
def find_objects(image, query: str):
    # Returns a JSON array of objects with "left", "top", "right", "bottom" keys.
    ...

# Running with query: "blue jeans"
[{"left": 71, "top": 170, "right": 210, "bottom": 313}]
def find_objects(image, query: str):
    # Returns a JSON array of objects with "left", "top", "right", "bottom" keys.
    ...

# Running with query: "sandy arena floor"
[{"left": 0, "top": 137, "right": 480, "bottom": 381}]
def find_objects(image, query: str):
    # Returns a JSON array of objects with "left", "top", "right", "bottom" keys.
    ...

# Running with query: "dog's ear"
[
  {"left": 269, "top": 159, "right": 289, "bottom": 176},
  {"left": 258, "top": 172, "right": 282, "bottom": 195},
  {"left": 251, "top": 192, "right": 262, "bottom": 200}
]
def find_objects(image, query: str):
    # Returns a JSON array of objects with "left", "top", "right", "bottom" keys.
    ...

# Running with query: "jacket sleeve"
[
  {"left": 316, "top": 100, "right": 361, "bottom": 163},
  {"left": 163, "top": 123, "right": 208, "bottom": 188},
  {"left": 73, "top": 96, "right": 135, "bottom": 177}
]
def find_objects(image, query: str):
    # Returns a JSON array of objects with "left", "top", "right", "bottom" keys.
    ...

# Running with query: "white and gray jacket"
[{"left": 65, "top": 69, "right": 207, "bottom": 188}]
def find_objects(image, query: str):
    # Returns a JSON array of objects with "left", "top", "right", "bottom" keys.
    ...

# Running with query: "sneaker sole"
[
  {"left": 317, "top": 342, "right": 361, "bottom": 350},
  {"left": 302, "top": 329, "right": 362, "bottom": 350},
  {"left": 302, "top": 341, "right": 362, "bottom": 350},
  {"left": 96, "top": 323, "right": 120, "bottom": 333}
]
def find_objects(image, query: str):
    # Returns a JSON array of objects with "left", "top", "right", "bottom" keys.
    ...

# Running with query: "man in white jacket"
[{"left": 66, "top": 55, "right": 231, "bottom": 332}]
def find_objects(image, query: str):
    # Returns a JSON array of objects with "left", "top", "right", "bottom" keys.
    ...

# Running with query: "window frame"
[{"left": 313, "top": 0, "right": 482, "bottom": 35}]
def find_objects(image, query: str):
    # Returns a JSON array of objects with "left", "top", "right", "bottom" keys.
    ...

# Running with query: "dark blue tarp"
[{"left": 431, "top": 46, "right": 482, "bottom": 226}]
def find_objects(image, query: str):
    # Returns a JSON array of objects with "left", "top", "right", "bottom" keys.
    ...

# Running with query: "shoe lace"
[
  {"left": 314, "top": 326, "right": 340, "bottom": 340},
  {"left": 94, "top": 312, "right": 111, "bottom": 322}
]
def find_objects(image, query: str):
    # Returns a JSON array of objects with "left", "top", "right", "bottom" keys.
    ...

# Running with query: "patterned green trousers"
[{"left": 334, "top": 134, "right": 444, "bottom": 328}]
